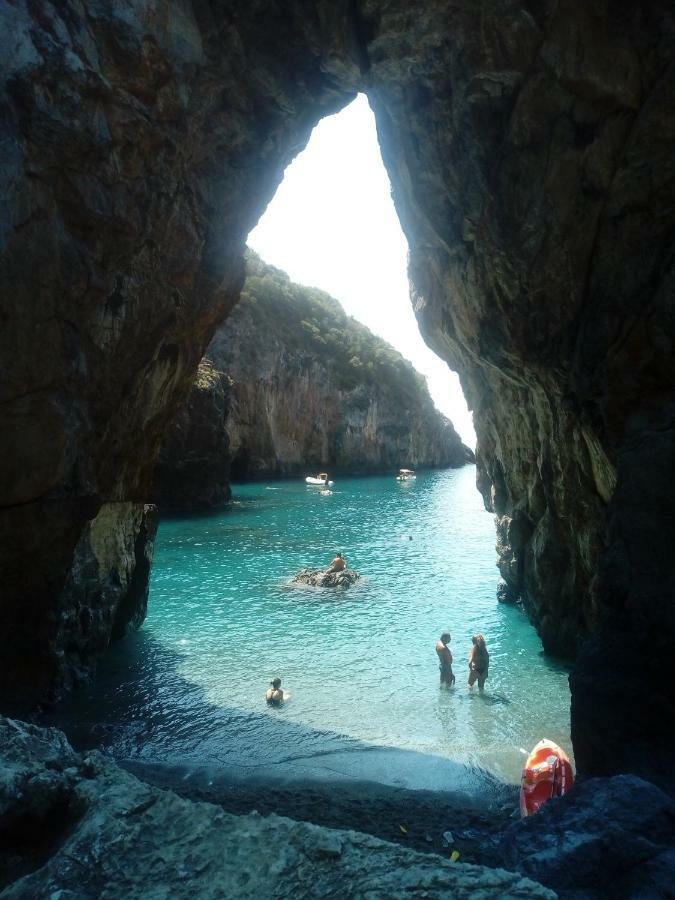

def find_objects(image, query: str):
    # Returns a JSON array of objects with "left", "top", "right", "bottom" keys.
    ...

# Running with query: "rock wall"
[
  {"left": 153, "top": 359, "right": 232, "bottom": 512},
  {"left": 156, "top": 253, "right": 472, "bottom": 500},
  {"left": 1, "top": 1, "right": 674, "bottom": 778},
  {"left": 0, "top": 0, "right": 361, "bottom": 710},
  {"left": 363, "top": 2, "right": 675, "bottom": 776}
]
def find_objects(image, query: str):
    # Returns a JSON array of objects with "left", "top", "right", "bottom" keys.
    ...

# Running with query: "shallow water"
[{"left": 56, "top": 467, "right": 573, "bottom": 787}]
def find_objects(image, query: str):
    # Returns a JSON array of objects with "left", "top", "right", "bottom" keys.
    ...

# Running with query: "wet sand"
[{"left": 123, "top": 758, "right": 519, "bottom": 866}]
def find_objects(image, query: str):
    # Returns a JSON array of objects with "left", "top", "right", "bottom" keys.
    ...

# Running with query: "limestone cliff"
[
  {"left": 1, "top": 1, "right": 674, "bottom": 782},
  {"left": 159, "top": 253, "right": 472, "bottom": 493}
]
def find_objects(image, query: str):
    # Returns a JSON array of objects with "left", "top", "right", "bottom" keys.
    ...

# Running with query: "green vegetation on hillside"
[{"left": 241, "top": 250, "right": 433, "bottom": 405}]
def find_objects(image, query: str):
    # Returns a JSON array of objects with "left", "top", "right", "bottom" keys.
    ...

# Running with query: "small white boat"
[
  {"left": 305, "top": 472, "right": 334, "bottom": 486},
  {"left": 396, "top": 468, "right": 416, "bottom": 481}
]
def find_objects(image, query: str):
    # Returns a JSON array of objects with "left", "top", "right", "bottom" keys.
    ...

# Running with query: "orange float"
[{"left": 519, "top": 738, "right": 574, "bottom": 817}]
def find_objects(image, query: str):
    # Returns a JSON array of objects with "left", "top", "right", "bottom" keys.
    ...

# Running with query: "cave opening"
[
  {"left": 247, "top": 93, "right": 476, "bottom": 450},
  {"left": 3, "top": 12, "right": 675, "bottom": 894}
]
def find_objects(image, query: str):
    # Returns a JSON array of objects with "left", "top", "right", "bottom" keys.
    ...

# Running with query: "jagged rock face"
[
  {"left": 0, "top": 718, "right": 554, "bottom": 898},
  {"left": 1, "top": 1, "right": 674, "bottom": 781},
  {"left": 196, "top": 255, "right": 473, "bottom": 484},
  {"left": 361, "top": 1, "right": 675, "bottom": 776},
  {"left": 367, "top": 1, "right": 675, "bottom": 661},
  {"left": 153, "top": 360, "right": 232, "bottom": 512},
  {"left": 494, "top": 774, "right": 675, "bottom": 897},
  {"left": 0, "top": 0, "right": 361, "bottom": 710}
]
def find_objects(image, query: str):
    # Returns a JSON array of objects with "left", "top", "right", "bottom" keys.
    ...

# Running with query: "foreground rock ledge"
[
  {"left": 0, "top": 719, "right": 552, "bottom": 899},
  {"left": 292, "top": 569, "right": 361, "bottom": 589}
]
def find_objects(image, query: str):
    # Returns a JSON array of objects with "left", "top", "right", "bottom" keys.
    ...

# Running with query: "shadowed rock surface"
[
  {"left": 494, "top": 775, "right": 675, "bottom": 899},
  {"left": 0, "top": 719, "right": 554, "bottom": 899},
  {"left": 153, "top": 359, "right": 232, "bottom": 513},
  {"left": 292, "top": 568, "right": 361, "bottom": 589},
  {"left": 0, "top": 1, "right": 673, "bottom": 784}
]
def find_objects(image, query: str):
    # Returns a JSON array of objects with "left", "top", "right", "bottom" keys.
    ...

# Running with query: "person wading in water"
[
  {"left": 436, "top": 632, "right": 455, "bottom": 686},
  {"left": 468, "top": 634, "right": 489, "bottom": 692}
]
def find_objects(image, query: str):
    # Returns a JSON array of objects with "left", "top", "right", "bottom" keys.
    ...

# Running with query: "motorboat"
[
  {"left": 396, "top": 468, "right": 416, "bottom": 481},
  {"left": 305, "top": 473, "right": 334, "bottom": 486}
]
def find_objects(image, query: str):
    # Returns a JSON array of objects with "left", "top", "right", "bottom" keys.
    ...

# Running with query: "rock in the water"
[
  {"left": 494, "top": 775, "right": 675, "bottom": 899},
  {"left": 0, "top": 718, "right": 553, "bottom": 899},
  {"left": 496, "top": 579, "right": 518, "bottom": 605},
  {"left": 293, "top": 568, "right": 361, "bottom": 589}
]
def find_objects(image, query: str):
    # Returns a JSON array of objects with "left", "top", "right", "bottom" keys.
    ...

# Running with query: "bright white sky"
[{"left": 248, "top": 93, "right": 476, "bottom": 448}]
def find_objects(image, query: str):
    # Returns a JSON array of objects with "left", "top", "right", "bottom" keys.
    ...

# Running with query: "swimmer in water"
[
  {"left": 468, "top": 634, "right": 489, "bottom": 692},
  {"left": 266, "top": 677, "right": 284, "bottom": 704},
  {"left": 436, "top": 632, "right": 455, "bottom": 686}
]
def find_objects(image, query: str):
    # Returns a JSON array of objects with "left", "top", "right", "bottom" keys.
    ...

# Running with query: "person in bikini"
[
  {"left": 436, "top": 632, "right": 455, "bottom": 686},
  {"left": 468, "top": 634, "right": 489, "bottom": 692},
  {"left": 266, "top": 677, "right": 284, "bottom": 704}
]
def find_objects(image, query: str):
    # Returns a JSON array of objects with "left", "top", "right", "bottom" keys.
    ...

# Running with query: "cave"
[
  {"left": 1, "top": 0, "right": 674, "bottom": 804},
  {"left": 229, "top": 450, "right": 250, "bottom": 483}
]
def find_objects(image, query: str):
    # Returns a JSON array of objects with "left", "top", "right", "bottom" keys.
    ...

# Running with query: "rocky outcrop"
[
  {"left": 0, "top": 718, "right": 554, "bottom": 899},
  {"left": 210, "top": 253, "right": 473, "bottom": 480},
  {"left": 1, "top": 502, "right": 157, "bottom": 713},
  {"left": 292, "top": 568, "right": 361, "bottom": 589},
  {"left": 1, "top": 1, "right": 674, "bottom": 781},
  {"left": 494, "top": 775, "right": 675, "bottom": 899},
  {"left": 156, "top": 254, "right": 473, "bottom": 504},
  {"left": 153, "top": 360, "right": 232, "bottom": 513}
]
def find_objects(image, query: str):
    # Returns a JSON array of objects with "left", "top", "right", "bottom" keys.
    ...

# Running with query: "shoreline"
[{"left": 122, "top": 757, "right": 519, "bottom": 866}]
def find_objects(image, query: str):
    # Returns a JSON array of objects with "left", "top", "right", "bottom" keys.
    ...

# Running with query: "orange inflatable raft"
[{"left": 519, "top": 738, "right": 574, "bottom": 817}]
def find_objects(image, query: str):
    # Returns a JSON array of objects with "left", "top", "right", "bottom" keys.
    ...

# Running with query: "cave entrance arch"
[
  {"left": 247, "top": 93, "right": 475, "bottom": 451},
  {"left": 1, "top": 3, "right": 673, "bottom": 785}
]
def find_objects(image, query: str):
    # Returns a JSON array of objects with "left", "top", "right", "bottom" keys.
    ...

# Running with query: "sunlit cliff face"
[{"left": 1, "top": 1, "right": 674, "bottom": 781}]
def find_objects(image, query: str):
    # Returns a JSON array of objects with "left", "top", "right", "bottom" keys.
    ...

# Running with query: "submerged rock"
[
  {"left": 0, "top": 718, "right": 553, "bottom": 899},
  {"left": 292, "top": 569, "right": 361, "bottom": 589}
]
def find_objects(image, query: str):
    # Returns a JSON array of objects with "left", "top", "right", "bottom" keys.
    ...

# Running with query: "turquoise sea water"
[{"left": 58, "top": 467, "right": 572, "bottom": 787}]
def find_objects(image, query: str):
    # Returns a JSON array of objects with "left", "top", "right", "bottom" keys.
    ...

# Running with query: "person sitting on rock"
[
  {"left": 266, "top": 677, "right": 284, "bottom": 704},
  {"left": 326, "top": 552, "right": 346, "bottom": 573},
  {"left": 436, "top": 632, "right": 455, "bottom": 686},
  {"left": 468, "top": 634, "right": 489, "bottom": 692}
]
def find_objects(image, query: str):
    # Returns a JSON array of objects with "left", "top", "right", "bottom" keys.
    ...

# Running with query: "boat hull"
[{"left": 519, "top": 738, "right": 574, "bottom": 817}]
